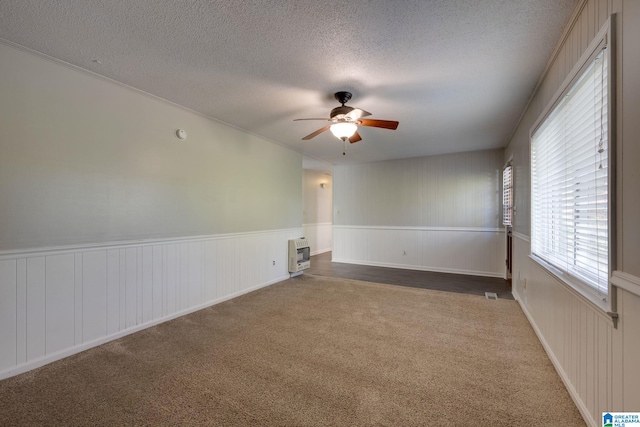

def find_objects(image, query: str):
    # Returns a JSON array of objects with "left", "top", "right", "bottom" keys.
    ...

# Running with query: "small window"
[
  {"left": 531, "top": 24, "right": 613, "bottom": 305},
  {"left": 502, "top": 164, "right": 513, "bottom": 226}
]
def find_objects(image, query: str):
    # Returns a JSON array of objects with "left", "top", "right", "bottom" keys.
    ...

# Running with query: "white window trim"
[
  {"left": 529, "top": 16, "right": 617, "bottom": 317},
  {"left": 502, "top": 162, "right": 513, "bottom": 227}
]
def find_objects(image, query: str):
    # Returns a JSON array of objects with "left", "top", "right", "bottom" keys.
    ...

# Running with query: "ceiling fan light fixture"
[
  {"left": 294, "top": 91, "right": 398, "bottom": 143},
  {"left": 330, "top": 122, "right": 357, "bottom": 140}
]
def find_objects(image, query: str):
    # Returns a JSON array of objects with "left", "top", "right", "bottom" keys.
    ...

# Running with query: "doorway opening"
[{"left": 503, "top": 162, "right": 513, "bottom": 284}]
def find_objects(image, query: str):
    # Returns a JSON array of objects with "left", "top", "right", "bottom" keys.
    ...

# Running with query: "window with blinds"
[
  {"left": 502, "top": 164, "right": 513, "bottom": 226},
  {"left": 531, "top": 44, "right": 609, "bottom": 300}
]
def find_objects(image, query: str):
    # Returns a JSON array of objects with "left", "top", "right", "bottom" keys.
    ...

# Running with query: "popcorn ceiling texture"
[{"left": 0, "top": 0, "right": 578, "bottom": 164}]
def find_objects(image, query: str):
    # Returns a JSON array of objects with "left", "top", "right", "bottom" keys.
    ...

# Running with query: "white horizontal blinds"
[
  {"left": 502, "top": 165, "right": 513, "bottom": 226},
  {"left": 531, "top": 48, "right": 608, "bottom": 299}
]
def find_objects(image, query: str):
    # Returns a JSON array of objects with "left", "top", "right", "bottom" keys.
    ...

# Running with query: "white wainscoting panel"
[
  {"left": 302, "top": 222, "right": 332, "bottom": 255},
  {"left": 0, "top": 260, "right": 17, "bottom": 370},
  {"left": 45, "top": 254, "right": 75, "bottom": 355},
  {"left": 333, "top": 226, "right": 504, "bottom": 277},
  {"left": 511, "top": 233, "right": 640, "bottom": 426},
  {"left": 0, "top": 228, "right": 301, "bottom": 380}
]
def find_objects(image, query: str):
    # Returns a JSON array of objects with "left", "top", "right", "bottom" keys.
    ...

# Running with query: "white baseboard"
[
  {"left": 514, "top": 291, "right": 593, "bottom": 427},
  {"left": 0, "top": 228, "right": 302, "bottom": 380},
  {"left": 311, "top": 248, "right": 331, "bottom": 256},
  {"left": 332, "top": 226, "right": 504, "bottom": 278},
  {"left": 0, "top": 274, "right": 288, "bottom": 381}
]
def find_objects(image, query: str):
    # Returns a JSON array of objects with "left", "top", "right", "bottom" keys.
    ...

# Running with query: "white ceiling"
[{"left": 0, "top": 0, "right": 578, "bottom": 169}]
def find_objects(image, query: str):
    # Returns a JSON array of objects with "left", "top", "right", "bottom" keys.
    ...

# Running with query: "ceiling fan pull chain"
[{"left": 343, "top": 139, "right": 346, "bottom": 156}]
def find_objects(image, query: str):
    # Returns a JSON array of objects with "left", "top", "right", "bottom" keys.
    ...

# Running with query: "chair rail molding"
[
  {"left": 0, "top": 228, "right": 302, "bottom": 380},
  {"left": 332, "top": 225, "right": 504, "bottom": 277},
  {"left": 611, "top": 271, "right": 640, "bottom": 298}
]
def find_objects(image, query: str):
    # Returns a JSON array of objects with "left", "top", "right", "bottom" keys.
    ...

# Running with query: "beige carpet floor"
[{"left": 0, "top": 274, "right": 585, "bottom": 426}]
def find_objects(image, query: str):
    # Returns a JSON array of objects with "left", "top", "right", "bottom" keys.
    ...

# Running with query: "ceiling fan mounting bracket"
[{"left": 334, "top": 91, "right": 352, "bottom": 106}]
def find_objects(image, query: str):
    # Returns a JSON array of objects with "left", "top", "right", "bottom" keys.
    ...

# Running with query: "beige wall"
[
  {"left": 302, "top": 170, "right": 332, "bottom": 225},
  {"left": 302, "top": 169, "right": 333, "bottom": 254},
  {"left": 0, "top": 42, "right": 302, "bottom": 252},
  {"left": 0, "top": 40, "right": 304, "bottom": 378},
  {"left": 505, "top": 0, "right": 640, "bottom": 424},
  {"left": 332, "top": 149, "right": 505, "bottom": 277},
  {"left": 334, "top": 149, "right": 504, "bottom": 228}
]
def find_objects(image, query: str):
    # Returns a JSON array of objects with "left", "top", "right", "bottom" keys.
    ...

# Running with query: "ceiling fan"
[{"left": 294, "top": 91, "right": 399, "bottom": 146}]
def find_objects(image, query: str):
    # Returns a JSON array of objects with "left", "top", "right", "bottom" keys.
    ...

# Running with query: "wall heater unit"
[{"left": 288, "top": 238, "right": 310, "bottom": 277}]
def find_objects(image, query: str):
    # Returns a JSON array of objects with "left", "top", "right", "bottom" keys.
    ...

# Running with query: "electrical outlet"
[
  {"left": 523, "top": 278, "right": 527, "bottom": 289},
  {"left": 403, "top": 250, "right": 407, "bottom": 255},
  {"left": 272, "top": 260, "right": 275, "bottom": 266}
]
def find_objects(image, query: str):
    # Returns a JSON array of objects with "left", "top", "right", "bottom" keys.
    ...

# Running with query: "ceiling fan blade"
[
  {"left": 302, "top": 125, "right": 331, "bottom": 140},
  {"left": 349, "top": 131, "right": 362, "bottom": 143},
  {"left": 359, "top": 119, "right": 399, "bottom": 130},
  {"left": 346, "top": 108, "right": 372, "bottom": 120},
  {"left": 294, "top": 118, "right": 330, "bottom": 121}
]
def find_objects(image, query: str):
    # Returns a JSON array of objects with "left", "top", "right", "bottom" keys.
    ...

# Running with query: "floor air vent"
[{"left": 485, "top": 292, "right": 498, "bottom": 300}]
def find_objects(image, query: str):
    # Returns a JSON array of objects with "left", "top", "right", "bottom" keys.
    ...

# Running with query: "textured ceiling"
[{"left": 0, "top": 0, "right": 578, "bottom": 168}]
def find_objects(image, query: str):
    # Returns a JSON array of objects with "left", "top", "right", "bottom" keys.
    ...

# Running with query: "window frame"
[
  {"left": 529, "top": 17, "right": 617, "bottom": 314},
  {"left": 502, "top": 163, "right": 513, "bottom": 227}
]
